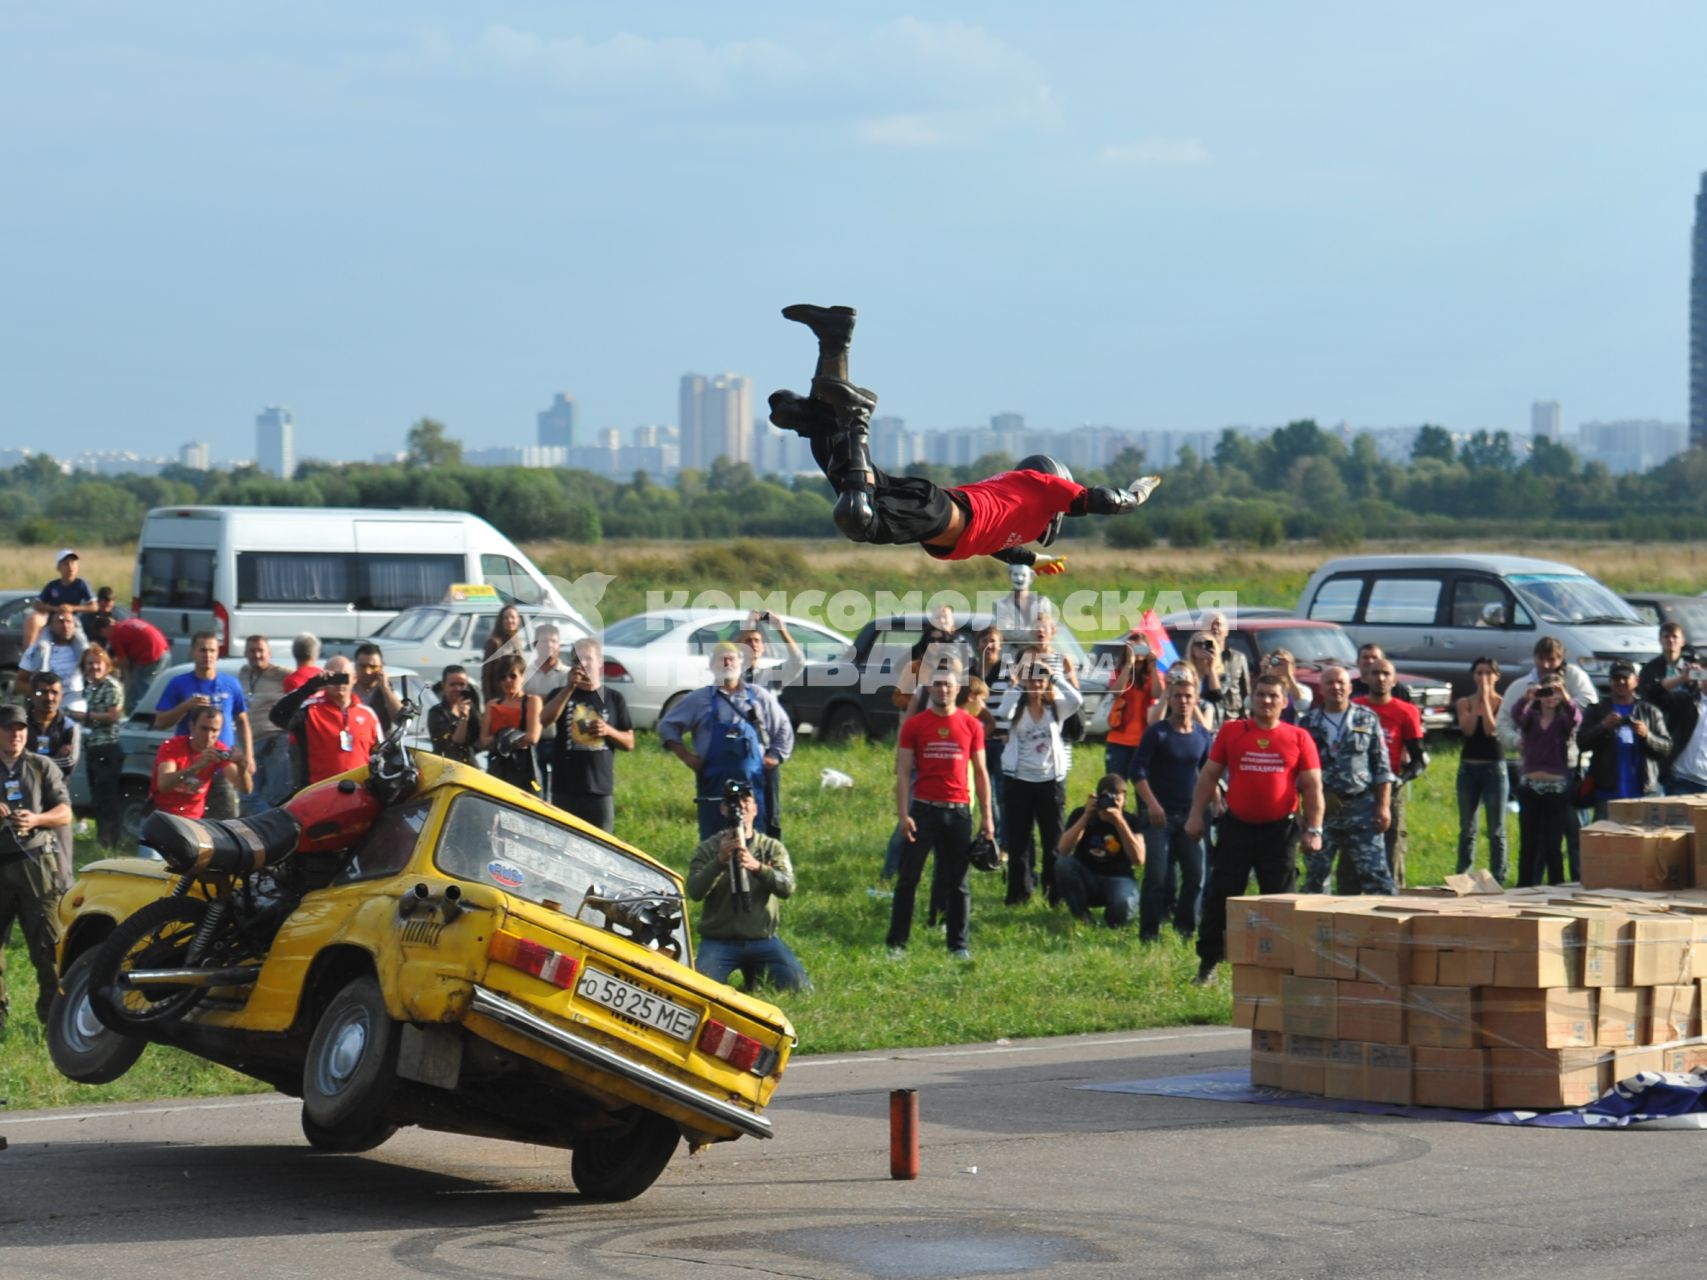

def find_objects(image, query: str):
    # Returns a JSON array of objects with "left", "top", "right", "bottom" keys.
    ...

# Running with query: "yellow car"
[{"left": 48, "top": 755, "right": 795, "bottom": 1201}]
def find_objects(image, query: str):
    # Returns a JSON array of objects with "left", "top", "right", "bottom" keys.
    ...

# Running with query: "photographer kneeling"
[
  {"left": 685, "top": 779, "right": 809, "bottom": 991},
  {"left": 1054, "top": 774, "right": 1144, "bottom": 927}
]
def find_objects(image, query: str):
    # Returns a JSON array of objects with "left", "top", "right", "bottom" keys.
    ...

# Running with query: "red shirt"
[
  {"left": 900, "top": 708, "right": 985, "bottom": 805},
  {"left": 1209, "top": 718, "right": 1320, "bottom": 823},
  {"left": 282, "top": 664, "right": 324, "bottom": 693},
  {"left": 108, "top": 618, "right": 171, "bottom": 665},
  {"left": 931, "top": 471, "right": 1086, "bottom": 560},
  {"left": 297, "top": 699, "right": 381, "bottom": 784},
  {"left": 149, "top": 737, "right": 218, "bottom": 818},
  {"left": 1354, "top": 696, "right": 1424, "bottom": 778}
]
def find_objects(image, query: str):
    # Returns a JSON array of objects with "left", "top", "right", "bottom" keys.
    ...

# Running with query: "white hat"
[{"left": 56, "top": 547, "right": 78, "bottom": 564}]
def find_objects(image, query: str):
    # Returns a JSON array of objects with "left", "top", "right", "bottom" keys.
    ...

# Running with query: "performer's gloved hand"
[{"left": 1033, "top": 556, "right": 1068, "bottom": 576}]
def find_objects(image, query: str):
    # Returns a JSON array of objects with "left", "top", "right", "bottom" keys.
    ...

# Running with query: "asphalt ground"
[{"left": 2, "top": 1025, "right": 1703, "bottom": 1279}]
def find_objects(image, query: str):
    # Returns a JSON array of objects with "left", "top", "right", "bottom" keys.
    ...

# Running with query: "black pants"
[
  {"left": 86, "top": 742, "right": 126, "bottom": 847},
  {"left": 810, "top": 436, "right": 954, "bottom": 545},
  {"left": 554, "top": 789, "right": 615, "bottom": 834},
  {"left": 1196, "top": 814, "right": 1298, "bottom": 969},
  {"left": 1003, "top": 776, "right": 1065, "bottom": 904},
  {"left": 1516, "top": 782, "right": 1572, "bottom": 887},
  {"left": 888, "top": 803, "right": 972, "bottom": 952}
]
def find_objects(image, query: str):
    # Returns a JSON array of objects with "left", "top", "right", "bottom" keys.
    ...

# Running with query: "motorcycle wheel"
[
  {"left": 302, "top": 975, "right": 400, "bottom": 1131},
  {"left": 48, "top": 949, "right": 148, "bottom": 1083},
  {"left": 570, "top": 1108, "right": 680, "bottom": 1201},
  {"left": 300, "top": 1109, "right": 398, "bottom": 1154},
  {"left": 88, "top": 897, "right": 212, "bottom": 1035}
]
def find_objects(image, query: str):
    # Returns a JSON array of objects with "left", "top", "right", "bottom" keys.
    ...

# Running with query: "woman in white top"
[{"left": 998, "top": 646, "right": 1084, "bottom": 906}]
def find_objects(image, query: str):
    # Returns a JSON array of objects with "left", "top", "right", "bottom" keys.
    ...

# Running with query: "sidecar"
[{"left": 49, "top": 755, "right": 796, "bottom": 1201}]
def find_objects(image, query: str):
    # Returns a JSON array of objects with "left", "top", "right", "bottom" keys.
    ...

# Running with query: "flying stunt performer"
[{"left": 768, "top": 303, "right": 1161, "bottom": 574}]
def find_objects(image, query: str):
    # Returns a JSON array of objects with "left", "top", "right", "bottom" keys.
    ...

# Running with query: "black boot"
[
  {"left": 783, "top": 303, "right": 857, "bottom": 385},
  {"left": 828, "top": 412, "right": 877, "bottom": 541},
  {"left": 809, "top": 376, "right": 878, "bottom": 418},
  {"left": 1080, "top": 485, "right": 1138, "bottom": 515},
  {"left": 768, "top": 389, "right": 838, "bottom": 438}
]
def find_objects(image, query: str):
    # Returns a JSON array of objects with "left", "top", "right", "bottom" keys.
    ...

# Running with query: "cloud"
[
  {"left": 388, "top": 19, "right": 1058, "bottom": 147},
  {"left": 1097, "top": 136, "right": 1214, "bottom": 169}
]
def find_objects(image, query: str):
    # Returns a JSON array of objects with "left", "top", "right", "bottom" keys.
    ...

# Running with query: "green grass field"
[{"left": 0, "top": 733, "right": 1493, "bottom": 1111}]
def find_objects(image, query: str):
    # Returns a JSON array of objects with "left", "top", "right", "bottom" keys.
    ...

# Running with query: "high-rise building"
[
  {"left": 179, "top": 442, "right": 210, "bottom": 471},
  {"left": 537, "top": 393, "right": 577, "bottom": 449},
  {"left": 1531, "top": 401, "right": 1561, "bottom": 440},
  {"left": 990, "top": 412, "right": 1025, "bottom": 434},
  {"left": 1693, "top": 172, "right": 1707, "bottom": 449},
  {"left": 255, "top": 406, "right": 295, "bottom": 478},
  {"left": 678, "top": 372, "right": 752, "bottom": 469}
]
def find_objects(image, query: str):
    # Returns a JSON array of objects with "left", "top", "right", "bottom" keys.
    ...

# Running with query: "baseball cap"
[
  {"left": 56, "top": 547, "right": 78, "bottom": 564},
  {"left": 0, "top": 704, "right": 26, "bottom": 728},
  {"left": 1609, "top": 659, "right": 1637, "bottom": 678}
]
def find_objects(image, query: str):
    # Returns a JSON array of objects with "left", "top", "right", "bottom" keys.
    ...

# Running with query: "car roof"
[
  {"left": 614, "top": 608, "right": 829, "bottom": 625},
  {"left": 394, "top": 600, "right": 572, "bottom": 616},
  {"left": 1309, "top": 553, "right": 1588, "bottom": 576},
  {"left": 1154, "top": 611, "right": 1336, "bottom": 632},
  {"left": 1623, "top": 592, "right": 1703, "bottom": 604}
]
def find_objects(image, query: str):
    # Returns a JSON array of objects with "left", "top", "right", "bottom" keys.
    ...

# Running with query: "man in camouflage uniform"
[{"left": 1297, "top": 665, "right": 1395, "bottom": 895}]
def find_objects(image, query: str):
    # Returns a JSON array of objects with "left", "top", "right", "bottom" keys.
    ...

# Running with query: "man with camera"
[
  {"left": 685, "top": 778, "right": 808, "bottom": 991},
  {"left": 1299, "top": 664, "right": 1395, "bottom": 896},
  {"left": 1639, "top": 622, "right": 1694, "bottom": 789},
  {"left": 1661, "top": 656, "right": 1707, "bottom": 796},
  {"left": 269, "top": 655, "right": 383, "bottom": 792},
  {"left": 660, "top": 643, "right": 793, "bottom": 840},
  {"left": 542, "top": 637, "right": 634, "bottom": 833},
  {"left": 0, "top": 701, "right": 73, "bottom": 1036},
  {"left": 155, "top": 630, "right": 253, "bottom": 820},
  {"left": 22, "top": 671, "right": 79, "bottom": 888},
  {"left": 150, "top": 705, "right": 252, "bottom": 819},
  {"left": 1054, "top": 773, "right": 1144, "bottom": 927},
  {"left": 1579, "top": 659, "right": 1671, "bottom": 817},
  {"left": 428, "top": 664, "right": 481, "bottom": 765}
]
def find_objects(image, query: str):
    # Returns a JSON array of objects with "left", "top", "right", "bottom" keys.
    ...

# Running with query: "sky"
[{"left": 4, "top": 3, "right": 1706, "bottom": 462}]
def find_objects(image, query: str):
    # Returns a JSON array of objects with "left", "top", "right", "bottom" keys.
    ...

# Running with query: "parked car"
[
  {"left": 49, "top": 754, "right": 794, "bottom": 1199},
  {"left": 360, "top": 597, "right": 590, "bottom": 680},
  {"left": 0, "top": 589, "right": 130, "bottom": 699},
  {"left": 779, "top": 611, "right": 1108, "bottom": 741},
  {"left": 601, "top": 609, "right": 852, "bottom": 730},
  {"left": 1622, "top": 593, "right": 1707, "bottom": 647},
  {"left": 1297, "top": 553, "right": 1657, "bottom": 696}
]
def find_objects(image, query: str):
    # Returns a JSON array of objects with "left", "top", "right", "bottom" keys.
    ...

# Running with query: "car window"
[
  {"left": 376, "top": 608, "right": 448, "bottom": 643},
  {"left": 1628, "top": 601, "right": 1660, "bottom": 626},
  {"left": 0, "top": 596, "right": 31, "bottom": 629},
  {"left": 1449, "top": 577, "right": 1514, "bottom": 629},
  {"left": 1660, "top": 600, "right": 1707, "bottom": 641},
  {"left": 440, "top": 614, "right": 473, "bottom": 649},
  {"left": 687, "top": 623, "right": 741, "bottom": 653},
  {"left": 360, "top": 554, "right": 463, "bottom": 611},
  {"left": 435, "top": 792, "right": 687, "bottom": 955},
  {"left": 1308, "top": 576, "right": 1364, "bottom": 623},
  {"left": 480, "top": 554, "right": 545, "bottom": 607},
  {"left": 793, "top": 625, "right": 848, "bottom": 661},
  {"left": 470, "top": 614, "right": 497, "bottom": 650},
  {"left": 334, "top": 797, "right": 433, "bottom": 884},
  {"left": 1508, "top": 573, "right": 1638, "bottom": 626},
  {"left": 603, "top": 615, "right": 679, "bottom": 647},
  {"left": 140, "top": 547, "right": 216, "bottom": 609},
  {"left": 238, "top": 552, "right": 351, "bottom": 605},
  {"left": 1256, "top": 627, "right": 1359, "bottom": 666},
  {"left": 1226, "top": 635, "right": 1258, "bottom": 668},
  {"left": 1364, "top": 577, "right": 1442, "bottom": 625}
]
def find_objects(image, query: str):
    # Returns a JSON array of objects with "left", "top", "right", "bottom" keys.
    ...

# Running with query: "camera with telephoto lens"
[
  {"left": 721, "top": 777, "right": 754, "bottom": 822},
  {"left": 1097, "top": 790, "right": 1122, "bottom": 812}
]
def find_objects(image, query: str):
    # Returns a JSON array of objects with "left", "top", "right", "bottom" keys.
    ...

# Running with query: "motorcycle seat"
[{"left": 142, "top": 807, "right": 304, "bottom": 877}]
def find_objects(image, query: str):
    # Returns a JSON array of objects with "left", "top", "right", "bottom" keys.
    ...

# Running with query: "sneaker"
[
  {"left": 1192, "top": 961, "right": 1218, "bottom": 986},
  {"left": 949, "top": 948, "right": 971, "bottom": 962},
  {"left": 887, "top": 946, "right": 907, "bottom": 960}
]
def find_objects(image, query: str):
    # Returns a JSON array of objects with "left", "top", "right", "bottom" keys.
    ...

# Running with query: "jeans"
[
  {"left": 1056, "top": 856, "right": 1138, "bottom": 926},
  {"left": 1197, "top": 814, "right": 1298, "bottom": 970},
  {"left": 86, "top": 742, "right": 126, "bottom": 848},
  {"left": 694, "top": 935, "right": 810, "bottom": 991},
  {"left": 1384, "top": 781, "right": 1409, "bottom": 889},
  {"left": 1105, "top": 741, "right": 1141, "bottom": 781},
  {"left": 1137, "top": 808, "right": 1203, "bottom": 939},
  {"left": 1455, "top": 761, "right": 1509, "bottom": 882},
  {"left": 1003, "top": 775, "right": 1065, "bottom": 904},
  {"left": 555, "top": 790, "right": 615, "bottom": 834},
  {"left": 1516, "top": 781, "right": 1572, "bottom": 887},
  {"left": 1668, "top": 775, "right": 1707, "bottom": 796},
  {"left": 888, "top": 803, "right": 972, "bottom": 953}
]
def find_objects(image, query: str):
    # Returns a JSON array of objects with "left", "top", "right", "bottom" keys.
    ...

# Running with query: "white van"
[{"left": 133, "top": 506, "right": 587, "bottom": 656}]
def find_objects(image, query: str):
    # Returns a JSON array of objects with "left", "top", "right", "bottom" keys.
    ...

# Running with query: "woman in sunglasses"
[
  {"left": 1514, "top": 674, "right": 1581, "bottom": 886},
  {"left": 1187, "top": 632, "right": 1229, "bottom": 733},
  {"left": 996, "top": 647, "right": 1083, "bottom": 906},
  {"left": 479, "top": 654, "right": 543, "bottom": 795}
]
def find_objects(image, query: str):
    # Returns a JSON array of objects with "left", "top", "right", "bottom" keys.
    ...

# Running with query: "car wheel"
[
  {"left": 821, "top": 703, "right": 867, "bottom": 743},
  {"left": 88, "top": 897, "right": 212, "bottom": 1034},
  {"left": 48, "top": 949, "right": 148, "bottom": 1084},
  {"left": 658, "top": 691, "right": 687, "bottom": 723},
  {"left": 570, "top": 1108, "right": 680, "bottom": 1201},
  {"left": 118, "top": 781, "right": 151, "bottom": 845},
  {"left": 0, "top": 667, "right": 17, "bottom": 701},
  {"left": 300, "top": 1109, "right": 398, "bottom": 1154},
  {"left": 302, "top": 975, "right": 400, "bottom": 1131}
]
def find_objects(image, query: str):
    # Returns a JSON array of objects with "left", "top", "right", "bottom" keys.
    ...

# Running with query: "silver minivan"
[{"left": 1296, "top": 553, "right": 1658, "bottom": 695}]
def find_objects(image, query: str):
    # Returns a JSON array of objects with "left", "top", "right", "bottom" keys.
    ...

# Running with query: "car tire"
[
  {"left": 821, "top": 703, "right": 867, "bottom": 743},
  {"left": 300, "top": 1109, "right": 398, "bottom": 1154},
  {"left": 117, "top": 781, "right": 151, "bottom": 845},
  {"left": 0, "top": 666, "right": 18, "bottom": 702},
  {"left": 658, "top": 691, "right": 687, "bottom": 723},
  {"left": 48, "top": 949, "right": 148, "bottom": 1084},
  {"left": 570, "top": 1107, "right": 680, "bottom": 1202},
  {"left": 302, "top": 975, "right": 400, "bottom": 1132},
  {"left": 88, "top": 897, "right": 212, "bottom": 1034}
]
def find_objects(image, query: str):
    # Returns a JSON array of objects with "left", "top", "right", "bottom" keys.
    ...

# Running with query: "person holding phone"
[
  {"left": 155, "top": 630, "right": 252, "bottom": 819},
  {"left": 150, "top": 706, "right": 251, "bottom": 819},
  {"left": 270, "top": 655, "right": 382, "bottom": 792},
  {"left": 1104, "top": 637, "right": 1163, "bottom": 781},
  {"left": 428, "top": 664, "right": 481, "bottom": 765},
  {"left": 1579, "top": 659, "right": 1670, "bottom": 819},
  {"left": 1514, "top": 672, "right": 1581, "bottom": 887},
  {"left": 542, "top": 637, "right": 634, "bottom": 832}
]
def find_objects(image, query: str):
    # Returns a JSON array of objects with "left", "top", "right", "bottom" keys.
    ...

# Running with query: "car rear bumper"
[{"left": 467, "top": 985, "right": 773, "bottom": 1140}]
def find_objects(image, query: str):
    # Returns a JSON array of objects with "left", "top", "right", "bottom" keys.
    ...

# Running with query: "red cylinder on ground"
[{"left": 889, "top": 1088, "right": 919, "bottom": 1180}]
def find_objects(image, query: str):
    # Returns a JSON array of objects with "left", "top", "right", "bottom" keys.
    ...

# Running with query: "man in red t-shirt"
[
  {"left": 1187, "top": 673, "right": 1325, "bottom": 983},
  {"left": 768, "top": 303, "right": 1158, "bottom": 569},
  {"left": 1353, "top": 659, "right": 1428, "bottom": 889},
  {"left": 107, "top": 616, "right": 172, "bottom": 714},
  {"left": 887, "top": 657, "right": 994, "bottom": 960},
  {"left": 149, "top": 707, "right": 252, "bottom": 819}
]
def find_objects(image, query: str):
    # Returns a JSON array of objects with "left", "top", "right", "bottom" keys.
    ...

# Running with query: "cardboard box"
[
  {"left": 1692, "top": 806, "right": 1707, "bottom": 887},
  {"left": 1291, "top": 905, "right": 1356, "bottom": 980},
  {"left": 1364, "top": 1042, "right": 1414, "bottom": 1105},
  {"left": 1232, "top": 965, "right": 1286, "bottom": 1031},
  {"left": 1661, "top": 1041, "right": 1707, "bottom": 1073},
  {"left": 1631, "top": 917, "right": 1694, "bottom": 986},
  {"left": 1227, "top": 896, "right": 1303, "bottom": 969},
  {"left": 1251, "top": 1028, "right": 1286, "bottom": 1087},
  {"left": 1491, "top": 914, "right": 1585, "bottom": 988},
  {"left": 1477, "top": 987, "right": 1596, "bottom": 1050},
  {"left": 1282, "top": 1034, "right": 1328, "bottom": 1094},
  {"left": 1488, "top": 1047, "right": 1610, "bottom": 1109},
  {"left": 1413, "top": 915, "right": 1497, "bottom": 987},
  {"left": 1580, "top": 911, "right": 1634, "bottom": 987},
  {"left": 1323, "top": 1038, "right": 1366, "bottom": 1099},
  {"left": 1409, "top": 944, "right": 1440, "bottom": 986},
  {"left": 1613, "top": 1046, "right": 1665, "bottom": 1080},
  {"left": 1646, "top": 983, "right": 1700, "bottom": 1043},
  {"left": 1595, "top": 986, "right": 1644, "bottom": 1047},
  {"left": 1281, "top": 975, "right": 1338, "bottom": 1040},
  {"left": 1406, "top": 985, "right": 1479, "bottom": 1049},
  {"left": 1338, "top": 980, "right": 1407, "bottom": 1045},
  {"left": 1580, "top": 823, "right": 1691, "bottom": 892},
  {"left": 1413, "top": 1046, "right": 1489, "bottom": 1109},
  {"left": 1356, "top": 946, "right": 1404, "bottom": 988},
  {"left": 1613, "top": 795, "right": 1707, "bottom": 830}
]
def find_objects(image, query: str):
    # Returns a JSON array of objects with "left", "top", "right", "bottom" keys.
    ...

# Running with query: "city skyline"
[{"left": 3, "top": 6, "right": 1703, "bottom": 463}]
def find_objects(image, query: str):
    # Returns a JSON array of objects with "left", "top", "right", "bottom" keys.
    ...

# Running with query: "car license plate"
[{"left": 577, "top": 967, "right": 700, "bottom": 1042}]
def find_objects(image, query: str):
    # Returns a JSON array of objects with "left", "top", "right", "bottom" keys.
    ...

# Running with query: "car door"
[
  {"left": 1442, "top": 573, "right": 1534, "bottom": 691},
  {"left": 1357, "top": 573, "right": 1448, "bottom": 684}
]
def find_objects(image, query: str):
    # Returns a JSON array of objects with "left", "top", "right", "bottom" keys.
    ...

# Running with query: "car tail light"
[
  {"left": 699, "top": 1018, "right": 779, "bottom": 1075},
  {"left": 213, "top": 600, "right": 231, "bottom": 656},
  {"left": 489, "top": 929, "right": 579, "bottom": 989},
  {"left": 603, "top": 658, "right": 632, "bottom": 682}
]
